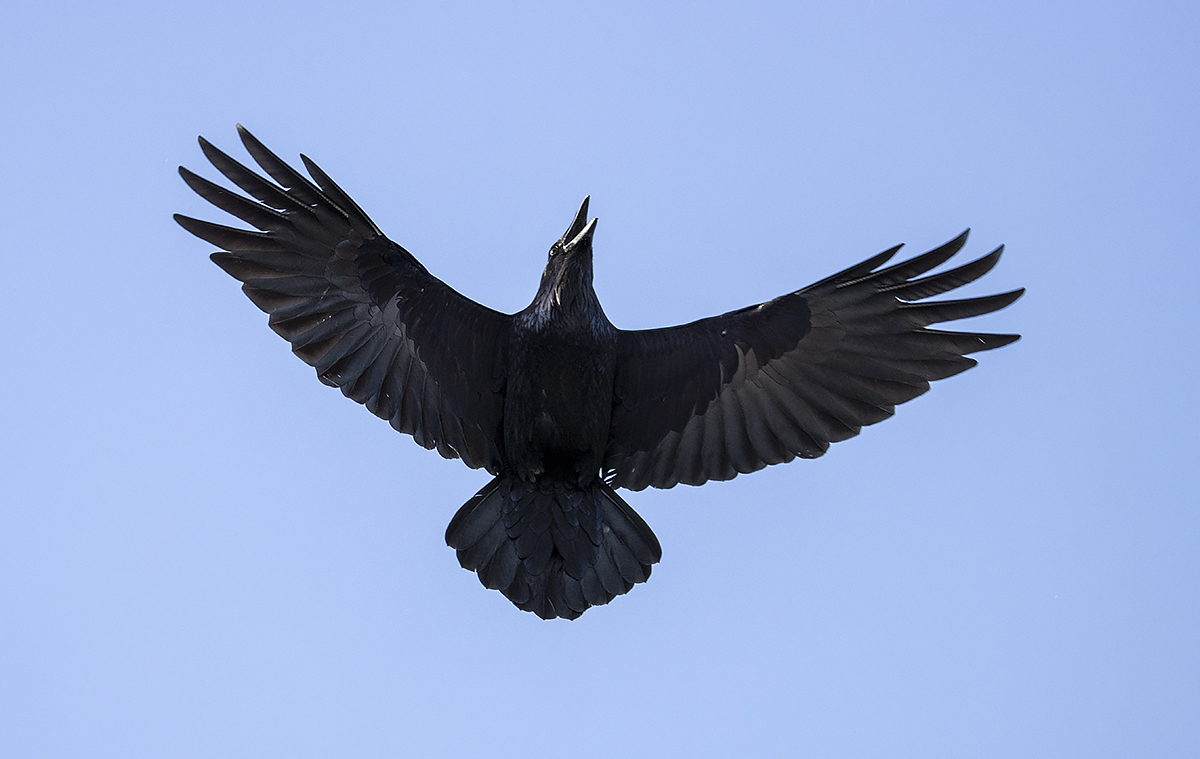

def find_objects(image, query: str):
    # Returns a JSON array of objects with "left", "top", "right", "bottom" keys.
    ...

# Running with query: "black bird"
[{"left": 176, "top": 126, "right": 1023, "bottom": 619}]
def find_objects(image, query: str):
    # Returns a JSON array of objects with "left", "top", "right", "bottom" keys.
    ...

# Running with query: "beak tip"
[{"left": 561, "top": 196, "right": 595, "bottom": 245}]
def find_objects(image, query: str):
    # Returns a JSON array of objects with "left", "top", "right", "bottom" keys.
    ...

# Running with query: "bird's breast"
[{"left": 503, "top": 320, "right": 618, "bottom": 483}]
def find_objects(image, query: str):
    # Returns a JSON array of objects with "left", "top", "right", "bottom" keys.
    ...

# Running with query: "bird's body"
[
  {"left": 505, "top": 318, "right": 617, "bottom": 483},
  {"left": 447, "top": 206, "right": 660, "bottom": 619},
  {"left": 506, "top": 210, "right": 616, "bottom": 486},
  {"left": 177, "top": 126, "right": 1023, "bottom": 619}
]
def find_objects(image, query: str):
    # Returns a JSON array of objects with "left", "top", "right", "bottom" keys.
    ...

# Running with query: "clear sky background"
[{"left": 2, "top": 1, "right": 1197, "bottom": 757}]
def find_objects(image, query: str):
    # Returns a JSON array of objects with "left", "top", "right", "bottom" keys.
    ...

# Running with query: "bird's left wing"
[
  {"left": 175, "top": 127, "right": 510, "bottom": 472},
  {"left": 604, "top": 232, "right": 1023, "bottom": 491}
]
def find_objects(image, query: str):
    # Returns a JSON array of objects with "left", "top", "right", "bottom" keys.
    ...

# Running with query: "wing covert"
[
  {"left": 604, "top": 231, "right": 1022, "bottom": 491},
  {"left": 176, "top": 126, "right": 510, "bottom": 472}
]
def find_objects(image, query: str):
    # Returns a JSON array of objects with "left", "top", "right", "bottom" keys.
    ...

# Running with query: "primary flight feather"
[{"left": 176, "top": 126, "right": 1023, "bottom": 619}]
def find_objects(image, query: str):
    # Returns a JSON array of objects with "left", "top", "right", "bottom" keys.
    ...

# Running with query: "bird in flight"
[{"left": 176, "top": 126, "right": 1023, "bottom": 620}]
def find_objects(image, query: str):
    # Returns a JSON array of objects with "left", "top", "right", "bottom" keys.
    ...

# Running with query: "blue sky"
[{"left": 2, "top": 1, "right": 1197, "bottom": 756}]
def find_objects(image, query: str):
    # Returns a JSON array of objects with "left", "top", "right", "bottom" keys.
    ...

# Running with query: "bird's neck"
[{"left": 525, "top": 264, "right": 610, "bottom": 333}]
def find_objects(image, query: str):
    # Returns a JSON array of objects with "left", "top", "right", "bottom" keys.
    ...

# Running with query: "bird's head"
[{"left": 530, "top": 197, "right": 601, "bottom": 318}]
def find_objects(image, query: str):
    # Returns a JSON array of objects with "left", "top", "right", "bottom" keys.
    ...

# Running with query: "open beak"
[{"left": 561, "top": 196, "right": 596, "bottom": 251}]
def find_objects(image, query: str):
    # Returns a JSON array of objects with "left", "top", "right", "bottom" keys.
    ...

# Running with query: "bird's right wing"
[
  {"left": 604, "top": 232, "right": 1023, "bottom": 491},
  {"left": 176, "top": 127, "right": 510, "bottom": 473}
]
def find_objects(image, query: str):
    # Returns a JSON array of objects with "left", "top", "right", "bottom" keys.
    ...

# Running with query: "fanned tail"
[{"left": 445, "top": 475, "right": 662, "bottom": 619}]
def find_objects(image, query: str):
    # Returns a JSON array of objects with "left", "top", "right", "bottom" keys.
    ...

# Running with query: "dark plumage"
[{"left": 176, "top": 126, "right": 1024, "bottom": 619}]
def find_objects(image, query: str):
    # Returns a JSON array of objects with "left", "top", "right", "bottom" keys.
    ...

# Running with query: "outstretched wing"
[
  {"left": 604, "top": 231, "right": 1023, "bottom": 491},
  {"left": 175, "top": 126, "right": 509, "bottom": 473}
]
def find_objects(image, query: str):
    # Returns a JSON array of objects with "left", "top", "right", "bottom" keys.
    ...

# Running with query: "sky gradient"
[{"left": 2, "top": 2, "right": 1198, "bottom": 757}]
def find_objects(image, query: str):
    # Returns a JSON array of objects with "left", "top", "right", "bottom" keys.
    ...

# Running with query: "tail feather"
[{"left": 445, "top": 475, "right": 662, "bottom": 619}]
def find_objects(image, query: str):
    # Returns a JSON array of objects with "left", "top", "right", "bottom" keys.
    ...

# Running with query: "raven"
[{"left": 176, "top": 126, "right": 1023, "bottom": 619}]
